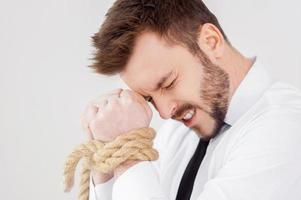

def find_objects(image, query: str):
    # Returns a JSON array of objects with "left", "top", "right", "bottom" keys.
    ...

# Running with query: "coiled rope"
[{"left": 62, "top": 127, "right": 159, "bottom": 200}]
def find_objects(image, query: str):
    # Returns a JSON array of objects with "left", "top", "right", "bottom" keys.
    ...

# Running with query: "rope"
[{"left": 62, "top": 127, "right": 159, "bottom": 200}]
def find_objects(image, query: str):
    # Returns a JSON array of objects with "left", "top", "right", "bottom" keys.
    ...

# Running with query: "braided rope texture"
[{"left": 62, "top": 127, "right": 159, "bottom": 200}]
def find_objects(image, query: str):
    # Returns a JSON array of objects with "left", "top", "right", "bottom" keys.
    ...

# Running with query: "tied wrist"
[
  {"left": 62, "top": 127, "right": 159, "bottom": 200},
  {"left": 114, "top": 160, "right": 141, "bottom": 178},
  {"left": 91, "top": 169, "right": 114, "bottom": 185},
  {"left": 90, "top": 127, "right": 158, "bottom": 173}
]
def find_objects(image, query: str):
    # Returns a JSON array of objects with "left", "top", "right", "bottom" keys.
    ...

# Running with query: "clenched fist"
[{"left": 80, "top": 88, "right": 153, "bottom": 142}]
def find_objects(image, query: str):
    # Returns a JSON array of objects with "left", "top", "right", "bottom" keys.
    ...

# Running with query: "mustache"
[{"left": 172, "top": 103, "right": 195, "bottom": 119}]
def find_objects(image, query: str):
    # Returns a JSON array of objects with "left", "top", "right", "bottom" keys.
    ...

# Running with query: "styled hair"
[{"left": 90, "top": 0, "right": 228, "bottom": 75}]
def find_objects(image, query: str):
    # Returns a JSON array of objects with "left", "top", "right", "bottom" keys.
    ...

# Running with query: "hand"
[
  {"left": 80, "top": 88, "right": 153, "bottom": 142},
  {"left": 80, "top": 88, "right": 152, "bottom": 183}
]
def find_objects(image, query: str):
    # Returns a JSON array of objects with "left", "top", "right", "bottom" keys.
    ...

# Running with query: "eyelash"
[
  {"left": 164, "top": 80, "right": 175, "bottom": 90},
  {"left": 145, "top": 79, "right": 175, "bottom": 103}
]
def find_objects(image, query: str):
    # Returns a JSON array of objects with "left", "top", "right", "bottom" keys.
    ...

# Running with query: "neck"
[{"left": 221, "top": 46, "right": 254, "bottom": 104}]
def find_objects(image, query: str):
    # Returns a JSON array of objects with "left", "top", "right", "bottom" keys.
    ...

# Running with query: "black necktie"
[
  {"left": 175, "top": 138, "right": 209, "bottom": 200},
  {"left": 175, "top": 124, "right": 230, "bottom": 200}
]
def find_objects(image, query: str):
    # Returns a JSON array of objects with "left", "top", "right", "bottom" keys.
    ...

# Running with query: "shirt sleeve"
[
  {"left": 110, "top": 119, "right": 190, "bottom": 200},
  {"left": 197, "top": 109, "right": 301, "bottom": 200},
  {"left": 112, "top": 161, "right": 169, "bottom": 200},
  {"left": 112, "top": 120, "right": 182, "bottom": 200},
  {"left": 89, "top": 174, "right": 115, "bottom": 200}
]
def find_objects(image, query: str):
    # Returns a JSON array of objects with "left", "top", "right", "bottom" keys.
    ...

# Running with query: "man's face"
[{"left": 120, "top": 32, "right": 229, "bottom": 139}]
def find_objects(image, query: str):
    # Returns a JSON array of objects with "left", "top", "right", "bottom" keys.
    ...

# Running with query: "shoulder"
[
  {"left": 263, "top": 81, "right": 301, "bottom": 107},
  {"left": 251, "top": 81, "right": 301, "bottom": 136},
  {"left": 239, "top": 81, "right": 301, "bottom": 141},
  {"left": 210, "top": 82, "right": 301, "bottom": 177},
  {"left": 228, "top": 104, "right": 301, "bottom": 160}
]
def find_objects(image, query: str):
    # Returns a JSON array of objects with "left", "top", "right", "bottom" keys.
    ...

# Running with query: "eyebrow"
[{"left": 151, "top": 71, "right": 173, "bottom": 92}]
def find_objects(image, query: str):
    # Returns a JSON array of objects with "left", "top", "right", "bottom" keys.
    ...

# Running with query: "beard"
[
  {"left": 198, "top": 50, "right": 230, "bottom": 139},
  {"left": 173, "top": 50, "right": 230, "bottom": 140}
]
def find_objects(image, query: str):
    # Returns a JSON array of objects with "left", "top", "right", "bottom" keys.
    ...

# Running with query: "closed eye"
[
  {"left": 164, "top": 79, "right": 175, "bottom": 90},
  {"left": 145, "top": 76, "right": 177, "bottom": 103}
]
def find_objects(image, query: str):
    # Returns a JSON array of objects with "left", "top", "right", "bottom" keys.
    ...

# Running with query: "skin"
[
  {"left": 120, "top": 23, "right": 254, "bottom": 139},
  {"left": 80, "top": 88, "right": 153, "bottom": 183},
  {"left": 82, "top": 23, "right": 254, "bottom": 183}
]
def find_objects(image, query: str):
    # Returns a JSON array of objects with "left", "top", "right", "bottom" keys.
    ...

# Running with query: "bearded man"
[{"left": 80, "top": 1, "right": 301, "bottom": 200}]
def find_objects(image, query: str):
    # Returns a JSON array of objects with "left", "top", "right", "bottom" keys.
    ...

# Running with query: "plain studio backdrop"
[{"left": 0, "top": 0, "right": 300, "bottom": 199}]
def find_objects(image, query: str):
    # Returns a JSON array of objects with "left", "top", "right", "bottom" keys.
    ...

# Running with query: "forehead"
[{"left": 120, "top": 32, "right": 177, "bottom": 92}]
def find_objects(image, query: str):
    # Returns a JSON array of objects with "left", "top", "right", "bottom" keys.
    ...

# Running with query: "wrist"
[
  {"left": 114, "top": 160, "right": 141, "bottom": 178},
  {"left": 91, "top": 170, "right": 114, "bottom": 185}
]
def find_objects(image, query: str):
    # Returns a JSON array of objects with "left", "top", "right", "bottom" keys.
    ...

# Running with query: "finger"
[
  {"left": 94, "top": 95, "right": 120, "bottom": 110},
  {"left": 106, "top": 88, "right": 123, "bottom": 96},
  {"left": 90, "top": 92, "right": 121, "bottom": 107},
  {"left": 80, "top": 114, "right": 94, "bottom": 140},
  {"left": 84, "top": 123, "right": 94, "bottom": 140},
  {"left": 133, "top": 92, "right": 153, "bottom": 119},
  {"left": 119, "top": 89, "right": 133, "bottom": 103},
  {"left": 107, "top": 94, "right": 121, "bottom": 101},
  {"left": 96, "top": 96, "right": 120, "bottom": 116},
  {"left": 85, "top": 103, "right": 98, "bottom": 121},
  {"left": 106, "top": 97, "right": 120, "bottom": 107},
  {"left": 94, "top": 98, "right": 109, "bottom": 109},
  {"left": 120, "top": 90, "right": 153, "bottom": 119},
  {"left": 145, "top": 103, "right": 153, "bottom": 119}
]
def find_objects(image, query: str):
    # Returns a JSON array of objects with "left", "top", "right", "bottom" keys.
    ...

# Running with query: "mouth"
[{"left": 182, "top": 108, "right": 196, "bottom": 127}]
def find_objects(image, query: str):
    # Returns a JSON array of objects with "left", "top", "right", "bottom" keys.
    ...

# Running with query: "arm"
[
  {"left": 110, "top": 110, "right": 301, "bottom": 200},
  {"left": 81, "top": 88, "right": 154, "bottom": 200},
  {"left": 109, "top": 121, "right": 178, "bottom": 200},
  {"left": 83, "top": 90, "right": 175, "bottom": 200},
  {"left": 112, "top": 161, "right": 169, "bottom": 200},
  {"left": 90, "top": 149, "right": 168, "bottom": 200},
  {"left": 109, "top": 120, "right": 181, "bottom": 200},
  {"left": 89, "top": 171, "right": 114, "bottom": 200}
]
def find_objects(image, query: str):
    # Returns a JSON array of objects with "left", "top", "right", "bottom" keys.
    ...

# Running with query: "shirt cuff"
[
  {"left": 89, "top": 174, "right": 114, "bottom": 200},
  {"left": 112, "top": 161, "right": 167, "bottom": 200}
]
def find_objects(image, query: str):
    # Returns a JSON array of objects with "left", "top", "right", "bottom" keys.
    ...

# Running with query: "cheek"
[
  {"left": 174, "top": 76, "right": 203, "bottom": 105},
  {"left": 177, "top": 65, "right": 204, "bottom": 103}
]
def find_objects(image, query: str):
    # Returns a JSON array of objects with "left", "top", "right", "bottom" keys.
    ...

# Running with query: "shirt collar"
[{"left": 224, "top": 57, "right": 274, "bottom": 126}]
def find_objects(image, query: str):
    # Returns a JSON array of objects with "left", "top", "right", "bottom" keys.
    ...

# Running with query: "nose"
[{"left": 152, "top": 95, "right": 177, "bottom": 119}]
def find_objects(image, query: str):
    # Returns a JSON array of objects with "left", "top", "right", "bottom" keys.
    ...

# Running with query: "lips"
[
  {"left": 182, "top": 108, "right": 196, "bottom": 127},
  {"left": 183, "top": 109, "right": 195, "bottom": 120}
]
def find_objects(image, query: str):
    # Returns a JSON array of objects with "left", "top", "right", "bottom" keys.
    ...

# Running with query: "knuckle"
[
  {"left": 110, "top": 88, "right": 122, "bottom": 94},
  {"left": 99, "top": 99, "right": 108, "bottom": 107},
  {"left": 88, "top": 119, "right": 97, "bottom": 130},
  {"left": 107, "top": 98, "right": 120, "bottom": 107},
  {"left": 122, "top": 96, "right": 134, "bottom": 104}
]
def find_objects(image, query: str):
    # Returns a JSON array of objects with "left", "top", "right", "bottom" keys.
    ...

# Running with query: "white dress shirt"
[{"left": 89, "top": 57, "right": 301, "bottom": 200}]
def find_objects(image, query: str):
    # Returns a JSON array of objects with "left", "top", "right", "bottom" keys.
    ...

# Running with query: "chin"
[
  {"left": 192, "top": 121, "right": 224, "bottom": 141},
  {"left": 191, "top": 126, "right": 210, "bottom": 140}
]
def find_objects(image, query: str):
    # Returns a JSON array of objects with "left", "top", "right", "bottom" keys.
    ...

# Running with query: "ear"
[{"left": 197, "top": 23, "right": 225, "bottom": 59}]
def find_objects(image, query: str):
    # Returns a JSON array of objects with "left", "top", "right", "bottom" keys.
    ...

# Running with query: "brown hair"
[{"left": 90, "top": 0, "right": 228, "bottom": 75}]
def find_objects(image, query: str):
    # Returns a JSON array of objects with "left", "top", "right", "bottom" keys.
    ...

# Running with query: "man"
[{"left": 81, "top": 0, "right": 301, "bottom": 199}]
